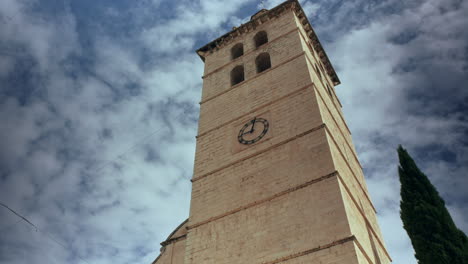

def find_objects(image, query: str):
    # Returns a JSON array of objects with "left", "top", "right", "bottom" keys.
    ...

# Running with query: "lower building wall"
[
  {"left": 184, "top": 176, "right": 353, "bottom": 264},
  {"left": 338, "top": 180, "right": 391, "bottom": 264},
  {"left": 172, "top": 239, "right": 186, "bottom": 264},
  {"left": 154, "top": 238, "right": 187, "bottom": 264},
  {"left": 153, "top": 244, "right": 172, "bottom": 264},
  {"left": 325, "top": 127, "right": 385, "bottom": 243},
  {"left": 279, "top": 240, "right": 362, "bottom": 264},
  {"left": 155, "top": 224, "right": 374, "bottom": 264}
]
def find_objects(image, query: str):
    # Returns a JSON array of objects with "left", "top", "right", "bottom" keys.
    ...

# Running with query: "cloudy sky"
[{"left": 0, "top": 0, "right": 466, "bottom": 263}]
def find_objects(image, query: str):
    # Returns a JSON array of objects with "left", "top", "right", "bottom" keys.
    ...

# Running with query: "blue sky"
[{"left": 0, "top": 0, "right": 467, "bottom": 263}]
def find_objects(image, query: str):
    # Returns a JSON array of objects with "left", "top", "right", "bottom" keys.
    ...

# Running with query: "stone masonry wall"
[{"left": 181, "top": 3, "right": 391, "bottom": 264}]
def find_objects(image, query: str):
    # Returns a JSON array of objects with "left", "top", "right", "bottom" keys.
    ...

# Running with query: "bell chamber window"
[
  {"left": 231, "top": 43, "right": 244, "bottom": 60},
  {"left": 256, "top": 53, "right": 271, "bottom": 73},
  {"left": 254, "top": 31, "right": 268, "bottom": 48},
  {"left": 231, "top": 65, "right": 245, "bottom": 86}
]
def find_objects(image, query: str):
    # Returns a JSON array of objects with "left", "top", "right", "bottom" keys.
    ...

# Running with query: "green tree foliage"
[{"left": 398, "top": 145, "right": 468, "bottom": 263}]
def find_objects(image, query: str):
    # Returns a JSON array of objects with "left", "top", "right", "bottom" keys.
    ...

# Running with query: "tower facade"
[{"left": 152, "top": 1, "right": 391, "bottom": 263}]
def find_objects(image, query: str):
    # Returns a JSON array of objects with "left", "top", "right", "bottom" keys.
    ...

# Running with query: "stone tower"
[{"left": 152, "top": 1, "right": 391, "bottom": 263}]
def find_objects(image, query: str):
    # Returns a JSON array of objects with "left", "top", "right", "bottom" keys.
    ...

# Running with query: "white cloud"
[
  {"left": 141, "top": 0, "right": 253, "bottom": 54},
  {"left": 0, "top": 0, "right": 466, "bottom": 264},
  {"left": 301, "top": 1, "right": 320, "bottom": 17},
  {"left": 261, "top": 0, "right": 285, "bottom": 9},
  {"left": 0, "top": 0, "right": 252, "bottom": 263},
  {"left": 328, "top": 0, "right": 468, "bottom": 262}
]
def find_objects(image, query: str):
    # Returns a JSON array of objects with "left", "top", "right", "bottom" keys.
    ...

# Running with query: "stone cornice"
[
  {"left": 196, "top": 0, "right": 341, "bottom": 86},
  {"left": 160, "top": 234, "right": 187, "bottom": 247}
]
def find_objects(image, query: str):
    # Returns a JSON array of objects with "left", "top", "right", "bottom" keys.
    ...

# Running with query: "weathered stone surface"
[{"left": 152, "top": 1, "right": 391, "bottom": 263}]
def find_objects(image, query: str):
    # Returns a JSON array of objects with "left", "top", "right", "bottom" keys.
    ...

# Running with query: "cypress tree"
[{"left": 397, "top": 145, "right": 468, "bottom": 263}]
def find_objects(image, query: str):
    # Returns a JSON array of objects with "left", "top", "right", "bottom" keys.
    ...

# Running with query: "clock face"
[{"left": 238, "top": 117, "right": 269, "bottom": 145}]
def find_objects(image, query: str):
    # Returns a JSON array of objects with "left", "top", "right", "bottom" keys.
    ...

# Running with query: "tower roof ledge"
[
  {"left": 196, "top": 0, "right": 341, "bottom": 86},
  {"left": 251, "top": 9, "right": 269, "bottom": 20}
]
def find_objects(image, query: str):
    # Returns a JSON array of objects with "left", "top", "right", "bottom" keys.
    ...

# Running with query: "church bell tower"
[{"left": 152, "top": 1, "right": 391, "bottom": 263}]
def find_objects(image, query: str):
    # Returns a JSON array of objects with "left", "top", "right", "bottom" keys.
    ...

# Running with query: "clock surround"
[{"left": 237, "top": 117, "right": 269, "bottom": 145}]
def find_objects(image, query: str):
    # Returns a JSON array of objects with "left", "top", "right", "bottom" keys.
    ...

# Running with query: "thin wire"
[
  {"left": 0, "top": 109, "right": 193, "bottom": 263},
  {"left": 0, "top": 201, "right": 92, "bottom": 264},
  {"left": 90, "top": 110, "right": 188, "bottom": 174},
  {"left": 0, "top": 201, "right": 37, "bottom": 231},
  {"left": 40, "top": 230, "right": 92, "bottom": 264}
]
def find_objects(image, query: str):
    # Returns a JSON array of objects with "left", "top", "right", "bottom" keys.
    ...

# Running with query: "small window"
[
  {"left": 256, "top": 53, "right": 271, "bottom": 73},
  {"left": 231, "top": 65, "right": 245, "bottom": 86},
  {"left": 231, "top": 43, "right": 243, "bottom": 60},
  {"left": 254, "top": 31, "right": 268, "bottom": 48}
]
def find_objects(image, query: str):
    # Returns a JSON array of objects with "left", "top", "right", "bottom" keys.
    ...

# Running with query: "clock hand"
[{"left": 250, "top": 117, "right": 256, "bottom": 133}]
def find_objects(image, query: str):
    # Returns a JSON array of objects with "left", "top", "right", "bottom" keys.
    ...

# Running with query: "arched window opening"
[
  {"left": 254, "top": 31, "right": 268, "bottom": 48},
  {"left": 231, "top": 65, "right": 245, "bottom": 86},
  {"left": 231, "top": 43, "right": 244, "bottom": 60},
  {"left": 256, "top": 53, "right": 271, "bottom": 73}
]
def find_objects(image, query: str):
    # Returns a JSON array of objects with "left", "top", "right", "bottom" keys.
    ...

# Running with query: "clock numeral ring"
[{"left": 238, "top": 118, "right": 269, "bottom": 145}]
